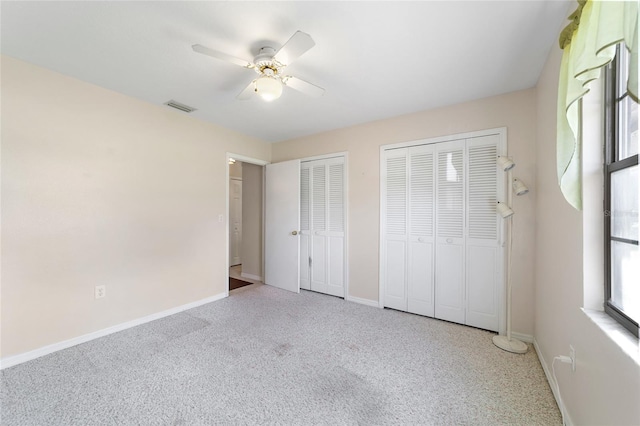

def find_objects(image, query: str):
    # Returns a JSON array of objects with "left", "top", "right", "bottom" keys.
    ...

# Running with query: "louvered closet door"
[
  {"left": 300, "top": 165, "right": 311, "bottom": 290},
  {"left": 465, "top": 135, "right": 501, "bottom": 331},
  {"left": 301, "top": 156, "right": 346, "bottom": 298},
  {"left": 407, "top": 145, "right": 435, "bottom": 317},
  {"left": 434, "top": 140, "right": 466, "bottom": 325},
  {"left": 326, "top": 157, "right": 345, "bottom": 297},
  {"left": 310, "top": 163, "right": 328, "bottom": 294},
  {"left": 382, "top": 149, "right": 408, "bottom": 311}
]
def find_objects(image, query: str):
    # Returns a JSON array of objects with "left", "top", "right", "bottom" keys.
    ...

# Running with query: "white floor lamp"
[{"left": 493, "top": 157, "right": 529, "bottom": 354}]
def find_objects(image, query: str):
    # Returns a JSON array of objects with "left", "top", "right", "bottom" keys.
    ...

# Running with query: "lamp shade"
[
  {"left": 497, "top": 156, "right": 515, "bottom": 171},
  {"left": 513, "top": 178, "right": 529, "bottom": 196},
  {"left": 255, "top": 76, "right": 283, "bottom": 102},
  {"left": 497, "top": 202, "right": 514, "bottom": 218}
]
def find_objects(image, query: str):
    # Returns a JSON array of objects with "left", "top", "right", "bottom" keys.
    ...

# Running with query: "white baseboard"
[
  {"left": 346, "top": 295, "right": 380, "bottom": 308},
  {"left": 533, "top": 338, "right": 572, "bottom": 426},
  {"left": 0, "top": 292, "right": 227, "bottom": 370},
  {"left": 511, "top": 332, "right": 534, "bottom": 343},
  {"left": 240, "top": 272, "right": 263, "bottom": 282}
]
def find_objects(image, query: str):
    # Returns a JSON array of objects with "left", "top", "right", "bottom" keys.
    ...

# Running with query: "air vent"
[{"left": 164, "top": 100, "right": 197, "bottom": 113}]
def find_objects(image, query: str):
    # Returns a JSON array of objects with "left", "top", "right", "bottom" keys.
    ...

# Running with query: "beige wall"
[
  {"left": 534, "top": 45, "right": 640, "bottom": 424},
  {"left": 1, "top": 56, "right": 271, "bottom": 358},
  {"left": 241, "top": 162, "right": 263, "bottom": 279},
  {"left": 272, "top": 89, "right": 538, "bottom": 336}
]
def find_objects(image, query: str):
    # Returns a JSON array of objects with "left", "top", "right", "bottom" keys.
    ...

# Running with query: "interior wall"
[
  {"left": 272, "top": 89, "right": 537, "bottom": 336},
  {"left": 241, "top": 162, "right": 263, "bottom": 279},
  {"left": 0, "top": 56, "right": 271, "bottom": 358},
  {"left": 534, "top": 43, "right": 640, "bottom": 424}
]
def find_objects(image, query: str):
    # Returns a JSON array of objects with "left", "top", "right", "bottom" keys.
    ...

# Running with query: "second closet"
[
  {"left": 300, "top": 156, "right": 346, "bottom": 297},
  {"left": 380, "top": 131, "right": 506, "bottom": 332}
]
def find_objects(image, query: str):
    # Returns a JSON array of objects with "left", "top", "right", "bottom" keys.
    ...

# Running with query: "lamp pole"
[{"left": 493, "top": 168, "right": 528, "bottom": 353}]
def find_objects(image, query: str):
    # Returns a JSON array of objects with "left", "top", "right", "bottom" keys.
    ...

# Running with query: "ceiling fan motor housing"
[{"left": 254, "top": 46, "right": 281, "bottom": 75}]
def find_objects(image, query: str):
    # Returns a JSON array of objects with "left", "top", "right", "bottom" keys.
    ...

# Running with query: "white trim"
[
  {"left": 241, "top": 272, "right": 263, "bottom": 281},
  {"left": 346, "top": 295, "right": 381, "bottom": 308},
  {"left": 227, "top": 153, "right": 269, "bottom": 166},
  {"left": 533, "top": 338, "right": 573, "bottom": 426},
  {"left": 381, "top": 127, "right": 507, "bottom": 152},
  {"left": 0, "top": 293, "right": 227, "bottom": 370},
  {"left": 511, "top": 332, "right": 534, "bottom": 343},
  {"left": 300, "top": 151, "right": 348, "bottom": 163},
  {"left": 343, "top": 152, "right": 350, "bottom": 301}
]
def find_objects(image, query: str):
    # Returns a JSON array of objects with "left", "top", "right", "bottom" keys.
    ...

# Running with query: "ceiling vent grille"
[{"left": 164, "top": 100, "right": 197, "bottom": 113}]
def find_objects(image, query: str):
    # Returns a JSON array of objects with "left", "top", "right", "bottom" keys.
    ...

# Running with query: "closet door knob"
[{"left": 291, "top": 230, "right": 299, "bottom": 236}]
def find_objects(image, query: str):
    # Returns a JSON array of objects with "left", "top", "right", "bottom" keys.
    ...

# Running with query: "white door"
[
  {"left": 229, "top": 178, "right": 242, "bottom": 266},
  {"left": 465, "top": 135, "right": 501, "bottom": 331},
  {"left": 310, "top": 163, "right": 328, "bottom": 294},
  {"left": 407, "top": 145, "right": 435, "bottom": 317},
  {"left": 434, "top": 140, "right": 466, "bottom": 325},
  {"left": 326, "top": 158, "right": 345, "bottom": 297},
  {"left": 382, "top": 148, "right": 409, "bottom": 311},
  {"left": 300, "top": 166, "right": 311, "bottom": 290},
  {"left": 265, "top": 159, "right": 301, "bottom": 293}
]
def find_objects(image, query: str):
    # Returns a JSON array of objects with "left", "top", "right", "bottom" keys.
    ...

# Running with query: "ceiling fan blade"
[
  {"left": 192, "top": 44, "right": 253, "bottom": 69},
  {"left": 273, "top": 31, "right": 315, "bottom": 66},
  {"left": 283, "top": 76, "right": 325, "bottom": 97},
  {"left": 237, "top": 80, "right": 256, "bottom": 100}
]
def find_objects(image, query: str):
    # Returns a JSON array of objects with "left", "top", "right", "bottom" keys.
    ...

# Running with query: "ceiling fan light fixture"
[{"left": 255, "top": 75, "right": 283, "bottom": 102}]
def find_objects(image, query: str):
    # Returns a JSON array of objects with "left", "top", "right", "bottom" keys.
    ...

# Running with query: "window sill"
[{"left": 581, "top": 308, "right": 639, "bottom": 366}]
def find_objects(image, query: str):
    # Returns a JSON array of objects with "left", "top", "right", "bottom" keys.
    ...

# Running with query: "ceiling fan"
[{"left": 193, "top": 31, "right": 325, "bottom": 102}]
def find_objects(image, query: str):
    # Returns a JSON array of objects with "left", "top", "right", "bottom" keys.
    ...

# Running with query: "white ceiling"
[{"left": 1, "top": 1, "right": 571, "bottom": 143}]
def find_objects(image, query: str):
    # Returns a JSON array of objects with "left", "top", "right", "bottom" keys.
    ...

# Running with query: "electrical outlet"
[
  {"left": 569, "top": 345, "right": 576, "bottom": 372},
  {"left": 95, "top": 285, "right": 106, "bottom": 299}
]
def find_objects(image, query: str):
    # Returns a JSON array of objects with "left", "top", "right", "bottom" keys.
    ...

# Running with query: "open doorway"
[{"left": 227, "top": 154, "right": 267, "bottom": 293}]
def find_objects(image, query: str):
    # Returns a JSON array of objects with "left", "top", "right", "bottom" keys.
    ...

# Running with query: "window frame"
[{"left": 603, "top": 44, "right": 639, "bottom": 338}]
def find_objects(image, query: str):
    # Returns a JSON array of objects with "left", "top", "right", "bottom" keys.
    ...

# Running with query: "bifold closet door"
[
  {"left": 465, "top": 135, "right": 501, "bottom": 331},
  {"left": 381, "top": 134, "right": 503, "bottom": 332},
  {"left": 382, "top": 146, "right": 436, "bottom": 316},
  {"left": 300, "top": 166, "right": 311, "bottom": 290},
  {"left": 434, "top": 140, "right": 466, "bottom": 325},
  {"left": 382, "top": 149, "right": 408, "bottom": 311},
  {"left": 407, "top": 145, "right": 435, "bottom": 317},
  {"left": 300, "top": 157, "right": 345, "bottom": 298}
]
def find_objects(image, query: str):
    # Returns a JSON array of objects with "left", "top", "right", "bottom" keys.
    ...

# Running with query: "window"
[{"left": 604, "top": 44, "right": 639, "bottom": 337}]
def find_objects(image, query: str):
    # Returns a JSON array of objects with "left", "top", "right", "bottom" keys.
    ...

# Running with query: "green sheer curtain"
[{"left": 557, "top": 0, "right": 638, "bottom": 210}]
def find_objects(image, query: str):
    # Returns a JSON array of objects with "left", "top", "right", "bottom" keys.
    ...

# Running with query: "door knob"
[{"left": 291, "top": 230, "right": 299, "bottom": 236}]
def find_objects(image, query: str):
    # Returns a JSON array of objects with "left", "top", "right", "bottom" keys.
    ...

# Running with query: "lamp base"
[{"left": 492, "top": 335, "right": 528, "bottom": 354}]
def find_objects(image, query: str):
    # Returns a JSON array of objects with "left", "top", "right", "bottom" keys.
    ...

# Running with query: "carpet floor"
[{"left": 1, "top": 284, "right": 561, "bottom": 425}]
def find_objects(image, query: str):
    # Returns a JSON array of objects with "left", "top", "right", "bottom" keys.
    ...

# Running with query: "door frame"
[
  {"left": 226, "top": 153, "right": 269, "bottom": 297},
  {"left": 379, "top": 127, "right": 507, "bottom": 335},
  {"left": 299, "top": 152, "right": 350, "bottom": 300}
]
